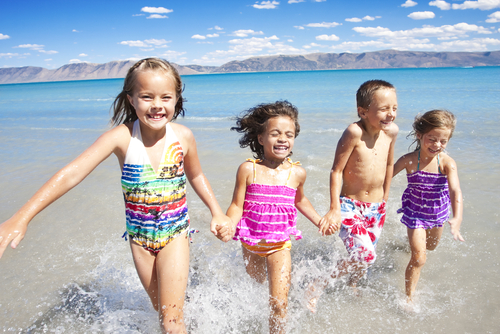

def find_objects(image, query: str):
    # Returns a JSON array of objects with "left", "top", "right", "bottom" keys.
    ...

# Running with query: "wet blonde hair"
[
  {"left": 409, "top": 109, "right": 457, "bottom": 151},
  {"left": 111, "top": 58, "right": 185, "bottom": 125},
  {"left": 231, "top": 100, "right": 300, "bottom": 160}
]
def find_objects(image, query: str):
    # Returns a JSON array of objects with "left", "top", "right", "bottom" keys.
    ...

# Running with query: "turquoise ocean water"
[{"left": 0, "top": 67, "right": 499, "bottom": 333}]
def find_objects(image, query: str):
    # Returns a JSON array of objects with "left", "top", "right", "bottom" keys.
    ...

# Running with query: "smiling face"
[
  {"left": 127, "top": 70, "right": 178, "bottom": 131},
  {"left": 258, "top": 116, "right": 296, "bottom": 162},
  {"left": 418, "top": 127, "right": 452, "bottom": 157},
  {"left": 359, "top": 88, "right": 397, "bottom": 132}
]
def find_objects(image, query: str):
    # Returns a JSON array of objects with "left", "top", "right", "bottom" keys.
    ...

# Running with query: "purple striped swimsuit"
[
  {"left": 233, "top": 159, "right": 302, "bottom": 245},
  {"left": 398, "top": 153, "right": 450, "bottom": 229}
]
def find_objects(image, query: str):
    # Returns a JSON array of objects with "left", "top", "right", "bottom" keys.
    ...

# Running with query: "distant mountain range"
[{"left": 1, "top": 50, "right": 499, "bottom": 84}]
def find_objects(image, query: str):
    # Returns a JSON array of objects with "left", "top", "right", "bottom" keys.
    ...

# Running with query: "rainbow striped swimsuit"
[{"left": 121, "top": 120, "right": 189, "bottom": 253}]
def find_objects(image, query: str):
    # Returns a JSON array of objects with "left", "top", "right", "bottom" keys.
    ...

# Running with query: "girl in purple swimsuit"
[
  {"left": 226, "top": 101, "right": 335, "bottom": 333},
  {"left": 393, "top": 109, "right": 464, "bottom": 307}
]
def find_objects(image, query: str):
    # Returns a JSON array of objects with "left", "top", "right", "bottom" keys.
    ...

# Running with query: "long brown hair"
[{"left": 111, "top": 58, "right": 185, "bottom": 126}]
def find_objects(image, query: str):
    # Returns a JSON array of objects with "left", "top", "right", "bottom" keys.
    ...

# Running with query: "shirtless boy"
[{"left": 308, "top": 79, "right": 398, "bottom": 311}]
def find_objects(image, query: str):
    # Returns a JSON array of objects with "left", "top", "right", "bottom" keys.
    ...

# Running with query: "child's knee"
[
  {"left": 410, "top": 251, "right": 426, "bottom": 267},
  {"left": 426, "top": 239, "right": 440, "bottom": 251}
]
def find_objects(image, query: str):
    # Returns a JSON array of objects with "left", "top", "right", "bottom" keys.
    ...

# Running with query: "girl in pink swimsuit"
[{"left": 226, "top": 101, "right": 335, "bottom": 334}]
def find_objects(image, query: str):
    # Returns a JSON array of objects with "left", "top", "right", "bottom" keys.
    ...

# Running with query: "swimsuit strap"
[
  {"left": 437, "top": 154, "right": 442, "bottom": 174},
  {"left": 245, "top": 158, "right": 301, "bottom": 185},
  {"left": 417, "top": 149, "right": 420, "bottom": 171},
  {"left": 246, "top": 158, "right": 262, "bottom": 183},
  {"left": 285, "top": 157, "right": 301, "bottom": 186}
]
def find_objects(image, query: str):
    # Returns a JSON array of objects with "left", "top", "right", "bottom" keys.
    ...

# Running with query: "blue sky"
[{"left": 1, "top": 0, "right": 500, "bottom": 69}]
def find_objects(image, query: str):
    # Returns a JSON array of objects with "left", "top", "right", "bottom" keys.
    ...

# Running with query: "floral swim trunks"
[{"left": 339, "top": 196, "right": 386, "bottom": 266}]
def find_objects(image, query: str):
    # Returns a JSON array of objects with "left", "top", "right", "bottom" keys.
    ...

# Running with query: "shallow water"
[{"left": 0, "top": 67, "right": 499, "bottom": 333}]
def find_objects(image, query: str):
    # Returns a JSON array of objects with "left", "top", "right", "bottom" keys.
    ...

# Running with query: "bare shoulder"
[
  {"left": 386, "top": 123, "right": 399, "bottom": 140},
  {"left": 238, "top": 160, "right": 254, "bottom": 174},
  {"left": 345, "top": 122, "right": 363, "bottom": 139},
  {"left": 292, "top": 164, "right": 307, "bottom": 182},
  {"left": 170, "top": 122, "right": 194, "bottom": 141},
  {"left": 440, "top": 152, "right": 458, "bottom": 174}
]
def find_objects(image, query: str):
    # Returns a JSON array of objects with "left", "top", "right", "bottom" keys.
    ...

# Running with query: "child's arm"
[
  {"left": 319, "top": 125, "right": 360, "bottom": 233},
  {"left": 0, "top": 125, "right": 129, "bottom": 258},
  {"left": 176, "top": 124, "right": 233, "bottom": 242},
  {"left": 226, "top": 162, "right": 252, "bottom": 236},
  {"left": 444, "top": 155, "right": 464, "bottom": 241},
  {"left": 293, "top": 167, "right": 327, "bottom": 234},
  {"left": 393, "top": 154, "right": 409, "bottom": 177},
  {"left": 383, "top": 125, "right": 398, "bottom": 201}
]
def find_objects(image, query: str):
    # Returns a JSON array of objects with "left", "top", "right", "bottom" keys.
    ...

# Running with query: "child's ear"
[
  {"left": 258, "top": 134, "right": 263, "bottom": 145},
  {"left": 127, "top": 94, "right": 135, "bottom": 108},
  {"left": 358, "top": 106, "right": 367, "bottom": 118}
]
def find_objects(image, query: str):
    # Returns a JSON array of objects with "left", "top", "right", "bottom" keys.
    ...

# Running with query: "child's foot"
[
  {"left": 399, "top": 296, "right": 420, "bottom": 314},
  {"left": 304, "top": 278, "right": 328, "bottom": 313}
]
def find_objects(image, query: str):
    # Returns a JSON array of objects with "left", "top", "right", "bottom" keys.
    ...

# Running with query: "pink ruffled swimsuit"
[{"left": 233, "top": 158, "right": 302, "bottom": 245}]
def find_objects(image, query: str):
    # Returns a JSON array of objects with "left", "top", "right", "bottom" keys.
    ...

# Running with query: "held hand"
[
  {"left": 448, "top": 218, "right": 464, "bottom": 242},
  {"left": 0, "top": 217, "right": 28, "bottom": 259},
  {"left": 210, "top": 214, "right": 235, "bottom": 243},
  {"left": 318, "top": 209, "right": 341, "bottom": 236}
]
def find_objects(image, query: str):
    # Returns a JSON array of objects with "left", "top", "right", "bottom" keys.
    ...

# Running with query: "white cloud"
[
  {"left": 346, "top": 16, "right": 380, "bottom": 22},
  {"left": 141, "top": 7, "right": 173, "bottom": 14},
  {"left": 232, "top": 29, "right": 264, "bottom": 37},
  {"left": 0, "top": 33, "right": 10, "bottom": 40},
  {"left": 15, "top": 44, "right": 45, "bottom": 50},
  {"left": 79, "top": 53, "right": 88, "bottom": 57},
  {"left": 72, "top": 29, "right": 80, "bottom": 33},
  {"left": 160, "top": 50, "right": 187, "bottom": 59},
  {"left": 452, "top": 0, "right": 500, "bottom": 10},
  {"left": 144, "top": 39, "right": 169, "bottom": 47},
  {"left": 192, "top": 35, "right": 206, "bottom": 40},
  {"left": 207, "top": 34, "right": 219, "bottom": 38},
  {"left": 294, "top": 25, "right": 305, "bottom": 29},
  {"left": 429, "top": 0, "right": 451, "bottom": 10},
  {"left": 214, "top": 26, "right": 224, "bottom": 30},
  {"left": 316, "top": 34, "right": 340, "bottom": 41},
  {"left": 0, "top": 53, "right": 19, "bottom": 58},
  {"left": 354, "top": 22, "right": 492, "bottom": 38},
  {"left": 253, "top": 1, "right": 279, "bottom": 9},
  {"left": 402, "top": 0, "right": 418, "bottom": 7},
  {"left": 408, "top": 11, "right": 436, "bottom": 19},
  {"left": 69, "top": 59, "right": 88, "bottom": 63},
  {"left": 306, "top": 22, "right": 342, "bottom": 28},
  {"left": 288, "top": 0, "right": 305, "bottom": 2},
  {"left": 147, "top": 14, "right": 167, "bottom": 19},
  {"left": 486, "top": 10, "right": 500, "bottom": 22},
  {"left": 39, "top": 50, "right": 58, "bottom": 54},
  {"left": 120, "top": 39, "right": 170, "bottom": 48}
]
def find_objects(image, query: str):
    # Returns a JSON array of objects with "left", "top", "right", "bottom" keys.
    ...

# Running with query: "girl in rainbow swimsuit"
[
  {"left": 0, "top": 58, "right": 232, "bottom": 333},
  {"left": 226, "top": 101, "right": 336, "bottom": 334}
]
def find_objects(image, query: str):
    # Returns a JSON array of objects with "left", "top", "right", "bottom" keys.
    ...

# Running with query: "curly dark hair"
[
  {"left": 111, "top": 58, "right": 185, "bottom": 126},
  {"left": 231, "top": 100, "right": 300, "bottom": 160},
  {"left": 409, "top": 109, "right": 457, "bottom": 151}
]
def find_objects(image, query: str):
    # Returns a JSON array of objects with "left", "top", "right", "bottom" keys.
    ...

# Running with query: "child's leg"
[
  {"left": 242, "top": 245, "right": 267, "bottom": 284},
  {"left": 130, "top": 235, "right": 190, "bottom": 334},
  {"left": 405, "top": 228, "right": 427, "bottom": 301},
  {"left": 129, "top": 240, "right": 160, "bottom": 310},
  {"left": 267, "top": 249, "right": 291, "bottom": 334},
  {"left": 426, "top": 226, "right": 444, "bottom": 251}
]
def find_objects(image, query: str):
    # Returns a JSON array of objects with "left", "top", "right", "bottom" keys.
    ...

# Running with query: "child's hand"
[
  {"left": 448, "top": 218, "right": 464, "bottom": 242},
  {"left": 0, "top": 217, "right": 28, "bottom": 259},
  {"left": 318, "top": 209, "right": 341, "bottom": 236},
  {"left": 210, "top": 214, "right": 234, "bottom": 243}
]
